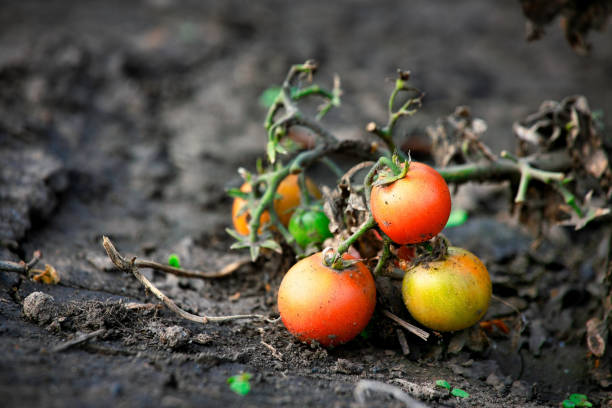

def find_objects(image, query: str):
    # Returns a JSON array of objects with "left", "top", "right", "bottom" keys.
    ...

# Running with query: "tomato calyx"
[
  {"left": 226, "top": 228, "right": 282, "bottom": 261},
  {"left": 321, "top": 247, "right": 365, "bottom": 270},
  {"left": 371, "top": 152, "right": 410, "bottom": 188},
  {"left": 409, "top": 235, "right": 450, "bottom": 268}
]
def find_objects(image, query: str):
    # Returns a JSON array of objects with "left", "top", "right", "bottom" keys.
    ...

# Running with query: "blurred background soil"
[{"left": 1, "top": 1, "right": 611, "bottom": 407}]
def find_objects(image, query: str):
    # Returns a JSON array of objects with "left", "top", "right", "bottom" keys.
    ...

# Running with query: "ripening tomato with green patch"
[
  {"left": 288, "top": 207, "right": 333, "bottom": 248},
  {"left": 277, "top": 252, "right": 376, "bottom": 347},
  {"left": 401, "top": 247, "right": 491, "bottom": 332},
  {"left": 370, "top": 161, "right": 451, "bottom": 244}
]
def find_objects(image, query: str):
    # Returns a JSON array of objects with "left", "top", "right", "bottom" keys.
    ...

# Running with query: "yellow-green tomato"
[
  {"left": 401, "top": 247, "right": 491, "bottom": 332},
  {"left": 288, "top": 208, "right": 333, "bottom": 248}
]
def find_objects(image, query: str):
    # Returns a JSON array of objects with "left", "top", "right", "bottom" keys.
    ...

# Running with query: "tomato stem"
[
  {"left": 500, "top": 150, "right": 567, "bottom": 204},
  {"left": 365, "top": 71, "right": 423, "bottom": 160},
  {"left": 297, "top": 172, "right": 311, "bottom": 206},
  {"left": 319, "top": 157, "right": 344, "bottom": 180},
  {"left": 332, "top": 216, "right": 376, "bottom": 266},
  {"left": 373, "top": 235, "right": 392, "bottom": 276},
  {"left": 233, "top": 61, "right": 597, "bottom": 266}
]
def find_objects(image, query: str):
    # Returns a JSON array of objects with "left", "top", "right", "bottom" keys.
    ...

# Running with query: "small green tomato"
[{"left": 288, "top": 207, "right": 333, "bottom": 248}]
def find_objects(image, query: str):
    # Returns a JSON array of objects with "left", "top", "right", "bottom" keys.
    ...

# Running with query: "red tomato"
[
  {"left": 397, "top": 245, "right": 416, "bottom": 262},
  {"left": 277, "top": 252, "right": 376, "bottom": 347},
  {"left": 402, "top": 247, "right": 491, "bottom": 332},
  {"left": 370, "top": 161, "right": 451, "bottom": 244}
]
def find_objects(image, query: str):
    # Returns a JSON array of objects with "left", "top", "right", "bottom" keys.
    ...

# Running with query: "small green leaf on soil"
[
  {"left": 445, "top": 209, "right": 468, "bottom": 228},
  {"left": 435, "top": 380, "right": 451, "bottom": 390},
  {"left": 569, "top": 394, "right": 587, "bottom": 404},
  {"left": 451, "top": 388, "right": 469, "bottom": 398},
  {"left": 227, "top": 373, "right": 253, "bottom": 396},
  {"left": 562, "top": 400, "right": 576, "bottom": 408},
  {"left": 569, "top": 394, "right": 592, "bottom": 407},
  {"left": 168, "top": 254, "right": 180, "bottom": 268}
]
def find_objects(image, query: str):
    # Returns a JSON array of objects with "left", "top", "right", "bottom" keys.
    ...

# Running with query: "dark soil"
[{"left": 1, "top": 1, "right": 611, "bottom": 407}]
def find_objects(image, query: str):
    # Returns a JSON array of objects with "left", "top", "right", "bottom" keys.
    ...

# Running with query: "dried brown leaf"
[
  {"left": 31, "top": 264, "right": 60, "bottom": 285},
  {"left": 586, "top": 317, "right": 607, "bottom": 358}
]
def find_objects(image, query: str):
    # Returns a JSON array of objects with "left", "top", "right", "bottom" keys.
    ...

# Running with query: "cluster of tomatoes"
[
  {"left": 232, "top": 174, "right": 332, "bottom": 248},
  {"left": 232, "top": 162, "right": 492, "bottom": 347}
]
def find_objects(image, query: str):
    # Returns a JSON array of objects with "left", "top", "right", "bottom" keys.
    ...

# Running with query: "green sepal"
[
  {"left": 260, "top": 239, "right": 282, "bottom": 253},
  {"left": 226, "top": 228, "right": 246, "bottom": 241},
  {"left": 230, "top": 242, "right": 250, "bottom": 250},
  {"left": 227, "top": 188, "right": 249, "bottom": 200},
  {"left": 249, "top": 245, "right": 260, "bottom": 262},
  {"left": 275, "top": 143, "right": 288, "bottom": 155},
  {"left": 267, "top": 139, "right": 277, "bottom": 164}
]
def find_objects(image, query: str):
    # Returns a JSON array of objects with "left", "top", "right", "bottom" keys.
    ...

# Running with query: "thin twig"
[
  {"left": 0, "top": 250, "right": 42, "bottom": 276},
  {"left": 124, "top": 302, "right": 162, "bottom": 311},
  {"left": 491, "top": 294, "right": 522, "bottom": 315},
  {"left": 102, "top": 236, "right": 274, "bottom": 324},
  {"left": 134, "top": 257, "right": 250, "bottom": 279},
  {"left": 354, "top": 379, "right": 429, "bottom": 408},
  {"left": 396, "top": 328, "right": 410, "bottom": 356},
  {"left": 341, "top": 161, "right": 376, "bottom": 187},
  {"left": 319, "top": 156, "right": 345, "bottom": 180},
  {"left": 382, "top": 309, "right": 429, "bottom": 341},
  {"left": 261, "top": 339, "right": 283, "bottom": 360},
  {"left": 258, "top": 328, "right": 283, "bottom": 360},
  {"left": 52, "top": 328, "right": 106, "bottom": 353}
]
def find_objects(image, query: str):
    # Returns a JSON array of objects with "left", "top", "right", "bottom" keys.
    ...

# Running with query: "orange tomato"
[
  {"left": 274, "top": 174, "right": 321, "bottom": 226},
  {"left": 232, "top": 174, "right": 321, "bottom": 235},
  {"left": 401, "top": 247, "right": 491, "bottom": 332},
  {"left": 231, "top": 183, "right": 271, "bottom": 236},
  {"left": 277, "top": 252, "right": 376, "bottom": 347},
  {"left": 370, "top": 161, "right": 451, "bottom": 244}
]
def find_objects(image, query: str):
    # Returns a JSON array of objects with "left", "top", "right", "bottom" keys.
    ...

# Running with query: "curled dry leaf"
[
  {"left": 321, "top": 185, "right": 345, "bottom": 235},
  {"left": 512, "top": 95, "right": 611, "bottom": 231},
  {"left": 586, "top": 317, "right": 607, "bottom": 358},
  {"left": 514, "top": 96, "right": 611, "bottom": 194},
  {"left": 321, "top": 174, "right": 381, "bottom": 258},
  {"left": 427, "top": 106, "right": 495, "bottom": 167},
  {"left": 520, "top": 0, "right": 612, "bottom": 54},
  {"left": 558, "top": 190, "right": 611, "bottom": 230},
  {"left": 31, "top": 264, "right": 60, "bottom": 285}
]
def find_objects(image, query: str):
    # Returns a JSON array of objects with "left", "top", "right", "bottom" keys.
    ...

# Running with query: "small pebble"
[
  {"left": 159, "top": 325, "right": 190, "bottom": 349},
  {"left": 334, "top": 358, "right": 364, "bottom": 375},
  {"left": 110, "top": 382, "right": 123, "bottom": 397},
  {"left": 23, "top": 291, "right": 58, "bottom": 324}
]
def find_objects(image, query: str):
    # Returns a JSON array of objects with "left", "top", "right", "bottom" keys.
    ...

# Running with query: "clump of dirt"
[{"left": 22, "top": 291, "right": 58, "bottom": 324}]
